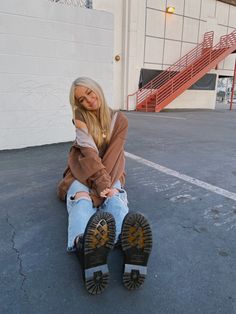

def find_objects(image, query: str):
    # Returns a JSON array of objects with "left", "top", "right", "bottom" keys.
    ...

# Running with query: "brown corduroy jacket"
[{"left": 57, "top": 111, "right": 128, "bottom": 207}]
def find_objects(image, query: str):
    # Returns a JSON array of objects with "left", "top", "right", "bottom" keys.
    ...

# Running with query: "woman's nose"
[
  {"left": 86, "top": 94, "right": 94, "bottom": 104},
  {"left": 86, "top": 96, "right": 92, "bottom": 104}
]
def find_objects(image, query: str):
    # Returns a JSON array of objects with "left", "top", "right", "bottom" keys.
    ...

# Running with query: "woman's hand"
[
  {"left": 100, "top": 188, "right": 119, "bottom": 198},
  {"left": 100, "top": 188, "right": 110, "bottom": 198},
  {"left": 106, "top": 188, "right": 119, "bottom": 197}
]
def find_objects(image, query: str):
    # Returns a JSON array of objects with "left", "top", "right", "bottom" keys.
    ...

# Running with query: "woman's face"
[{"left": 74, "top": 85, "right": 100, "bottom": 111}]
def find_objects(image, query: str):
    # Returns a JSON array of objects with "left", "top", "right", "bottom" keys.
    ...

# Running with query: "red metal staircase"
[{"left": 128, "top": 30, "right": 236, "bottom": 112}]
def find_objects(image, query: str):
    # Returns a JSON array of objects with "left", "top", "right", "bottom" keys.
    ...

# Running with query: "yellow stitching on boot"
[
  {"left": 91, "top": 219, "right": 109, "bottom": 248},
  {"left": 128, "top": 226, "right": 144, "bottom": 248}
]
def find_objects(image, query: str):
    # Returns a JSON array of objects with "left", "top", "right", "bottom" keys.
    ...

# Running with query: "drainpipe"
[
  {"left": 230, "top": 58, "right": 236, "bottom": 111},
  {"left": 122, "top": 0, "right": 130, "bottom": 110}
]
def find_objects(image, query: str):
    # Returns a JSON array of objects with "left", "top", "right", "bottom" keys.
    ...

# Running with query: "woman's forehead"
[{"left": 74, "top": 85, "right": 89, "bottom": 98}]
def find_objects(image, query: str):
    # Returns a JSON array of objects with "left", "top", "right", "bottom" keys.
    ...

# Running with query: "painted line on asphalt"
[
  {"left": 127, "top": 112, "right": 186, "bottom": 120},
  {"left": 125, "top": 151, "right": 236, "bottom": 202}
]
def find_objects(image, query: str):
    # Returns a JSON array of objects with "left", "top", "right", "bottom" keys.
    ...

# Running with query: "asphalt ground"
[{"left": 0, "top": 108, "right": 236, "bottom": 314}]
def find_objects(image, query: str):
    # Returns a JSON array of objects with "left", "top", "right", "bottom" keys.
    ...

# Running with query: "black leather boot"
[
  {"left": 120, "top": 212, "right": 152, "bottom": 290},
  {"left": 78, "top": 211, "right": 116, "bottom": 295}
]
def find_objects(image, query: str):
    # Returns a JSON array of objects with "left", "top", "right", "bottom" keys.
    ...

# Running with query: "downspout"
[
  {"left": 230, "top": 58, "right": 236, "bottom": 110},
  {"left": 121, "top": 0, "right": 130, "bottom": 110}
]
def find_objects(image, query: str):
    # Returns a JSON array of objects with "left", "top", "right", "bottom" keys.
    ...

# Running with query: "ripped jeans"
[{"left": 66, "top": 180, "right": 129, "bottom": 252}]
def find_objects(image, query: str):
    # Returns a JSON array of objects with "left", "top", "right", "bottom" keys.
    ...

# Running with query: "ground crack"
[{"left": 6, "top": 213, "right": 28, "bottom": 296}]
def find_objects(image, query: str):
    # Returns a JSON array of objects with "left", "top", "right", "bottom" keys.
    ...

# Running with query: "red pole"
[{"left": 230, "top": 58, "right": 236, "bottom": 111}]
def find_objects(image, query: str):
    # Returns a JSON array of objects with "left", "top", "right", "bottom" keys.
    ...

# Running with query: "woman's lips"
[{"left": 89, "top": 100, "right": 98, "bottom": 109}]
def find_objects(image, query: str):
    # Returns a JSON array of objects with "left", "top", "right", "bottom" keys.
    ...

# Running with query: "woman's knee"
[{"left": 105, "top": 191, "right": 128, "bottom": 208}]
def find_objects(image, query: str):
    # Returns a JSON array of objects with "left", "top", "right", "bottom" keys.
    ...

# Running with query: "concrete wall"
[{"left": 0, "top": 0, "right": 114, "bottom": 150}]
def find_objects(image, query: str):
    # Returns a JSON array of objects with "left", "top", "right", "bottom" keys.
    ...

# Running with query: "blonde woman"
[{"left": 57, "top": 77, "right": 152, "bottom": 295}]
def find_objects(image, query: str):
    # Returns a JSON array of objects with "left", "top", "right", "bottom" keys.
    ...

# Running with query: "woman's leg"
[
  {"left": 66, "top": 180, "right": 96, "bottom": 252},
  {"left": 100, "top": 181, "right": 129, "bottom": 243}
]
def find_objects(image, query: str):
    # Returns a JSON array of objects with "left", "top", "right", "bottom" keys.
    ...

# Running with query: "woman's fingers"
[
  {"left": 100, "top": 188, "right": 111, "bottom": 197},
  {"left": 100, "top": 188, "right": 119, "bottom": 198}
]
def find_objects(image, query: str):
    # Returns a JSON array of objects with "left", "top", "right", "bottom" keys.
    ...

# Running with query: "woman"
[{"left": 57, "top": 77, "right": 152, "bottom": 295}]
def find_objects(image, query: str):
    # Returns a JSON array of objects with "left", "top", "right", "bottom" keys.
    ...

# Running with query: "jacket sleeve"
[
  {"left": 102, "top": 113, "right": 128, "bottom": 175},
  {"left": 68, "top": 127, "right": 111, "bottom": 196}
]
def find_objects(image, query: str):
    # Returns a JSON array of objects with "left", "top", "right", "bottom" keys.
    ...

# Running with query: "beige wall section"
[
  {"left": 166, "top": 90, "right": 217, "bottom": 109},
  {"left": 147, "top": 0, "right": 166, "bottom": 10},
  {"left": 163, "top": 40, "right": 181, "bottom": 65},
  {"left": 201, "top": 0, "right": 216, "bottom": 19},
  {"left": 146, "top": 9, "right": 165, "bottom": 37},
  {"left": 183, "top": 17, "right": 199, "bottom": 43},
  {"left": 229, "top": 5, "right": 236, "bottom": 27}
]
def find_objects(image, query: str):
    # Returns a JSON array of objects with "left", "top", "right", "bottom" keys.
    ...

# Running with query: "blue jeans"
[{"left": 66, "top": 180, "right": 129, "bottom": 252}]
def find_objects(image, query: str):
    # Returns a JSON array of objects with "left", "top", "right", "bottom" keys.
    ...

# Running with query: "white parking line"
[
  {"left": 125, "top": 151, "right": 236, "bottom": 202},
  {"left": 126, "top": 113, "right": 186, "bottom": 120}
]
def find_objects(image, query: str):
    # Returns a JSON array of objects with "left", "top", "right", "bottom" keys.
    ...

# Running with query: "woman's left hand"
[{"left": 100, "top": 188, "right": 119, "bottom": 198}]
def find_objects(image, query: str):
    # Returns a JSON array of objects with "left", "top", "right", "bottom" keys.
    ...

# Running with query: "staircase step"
[
  {"left": 139, "top": 104, "right": 156, "bottom": 109},
  {"left": 136, "top": 108, "right": 155, "bottom": 112}
]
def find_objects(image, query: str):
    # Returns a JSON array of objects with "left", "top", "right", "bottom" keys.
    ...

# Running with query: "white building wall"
[
  {"left": 94, "top": 0, "right": 236, "bottom": 110},
  {"left": 0, "top": 0, "right": 114, "bottom": 150}
]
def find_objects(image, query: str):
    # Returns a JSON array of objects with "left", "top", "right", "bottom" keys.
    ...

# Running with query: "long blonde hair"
[{"left": 69, "top": 77, "right": 112, "bottom": 148}]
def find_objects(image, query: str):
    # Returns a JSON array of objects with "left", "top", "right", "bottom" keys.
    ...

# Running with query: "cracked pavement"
[
  {"left": 6, "top": 213, "right": 27, "bottom": 294},
  {"left": 0, "top": 109, "right": 236, "bottom": 314}
]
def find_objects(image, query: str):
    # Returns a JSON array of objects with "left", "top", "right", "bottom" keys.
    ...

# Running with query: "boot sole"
[
  {"left": 121, "top": 212, "right": 152, "bottom": 290},
  {"left": 83, "top": 211, "right": 115, "bottom": 295}
]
